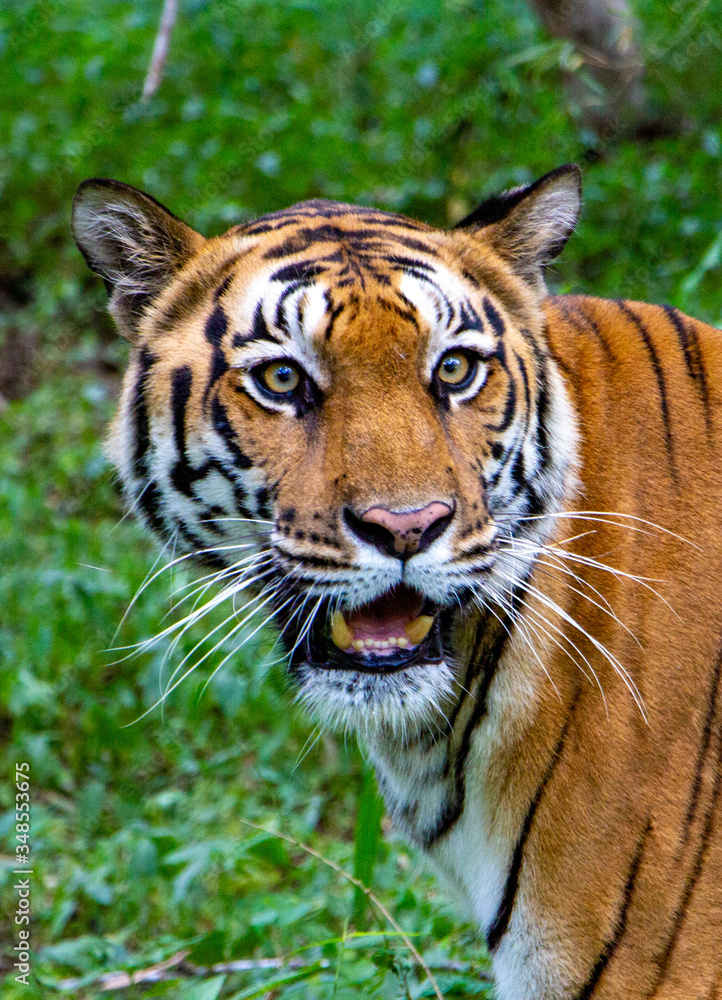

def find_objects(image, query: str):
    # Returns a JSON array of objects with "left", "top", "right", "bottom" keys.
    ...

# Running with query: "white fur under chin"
[{"left": 293, "top": 659, "right": 458, "bottom": 739}]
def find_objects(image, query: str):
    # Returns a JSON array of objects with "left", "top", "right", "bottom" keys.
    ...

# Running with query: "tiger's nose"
[{"left": 344, "top": 502, "right": 454, "bottom": 559}]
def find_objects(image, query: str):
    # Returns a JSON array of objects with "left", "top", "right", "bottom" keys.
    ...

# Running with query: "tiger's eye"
[
  {"left": 259, "top": 361, "right": 301, "bottom": 395},
  {"left": 437, "top": 351, "right": 472, "bottom": 386}
]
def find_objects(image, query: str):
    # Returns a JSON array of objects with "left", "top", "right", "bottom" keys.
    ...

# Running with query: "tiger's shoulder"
[{"left": 544, "top": 294, "right": 722, "bottom": 446}]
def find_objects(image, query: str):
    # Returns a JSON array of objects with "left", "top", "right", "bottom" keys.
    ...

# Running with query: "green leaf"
[
  {"left": 681, "top": 232, "right": 722, "bottom": 295},
  {"left": 352, "top": 766, "right": 384, "bottom": 926},
  {"left": 188, "top": 929, "right": 227, "bottom": 965},
  {"left": 176, "top": 974, "right": 227, "bottom": 1000}
]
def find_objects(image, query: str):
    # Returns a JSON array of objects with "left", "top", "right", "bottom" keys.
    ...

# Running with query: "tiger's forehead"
[
  {"left": 232, "top": 199, "right": 463, "bottom": 318},
  {"left": 149, "top": 200, "right": 534, "bottom": 352}
]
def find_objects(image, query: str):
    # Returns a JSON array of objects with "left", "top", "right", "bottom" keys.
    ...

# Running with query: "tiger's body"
[{"left": 73, "top": 167, "right": 722, "bottom": 999}]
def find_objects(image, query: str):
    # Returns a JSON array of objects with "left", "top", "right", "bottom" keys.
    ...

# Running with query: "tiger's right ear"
[{"left": 72, "top": 179, "right": 204, "bottom": 341}]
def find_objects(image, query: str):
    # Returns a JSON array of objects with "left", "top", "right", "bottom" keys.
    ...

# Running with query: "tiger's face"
[{"left": 72, "top": 168, "right": 581, "bottom": 736}]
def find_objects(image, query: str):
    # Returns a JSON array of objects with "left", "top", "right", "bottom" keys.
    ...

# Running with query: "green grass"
[{"left": 1, "top": 0, "right": 722, "bottom": 996}]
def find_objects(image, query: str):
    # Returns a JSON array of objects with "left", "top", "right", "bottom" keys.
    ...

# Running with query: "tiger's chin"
[{"left": 287, "top": 584, "right": 460, "bottom": 736}]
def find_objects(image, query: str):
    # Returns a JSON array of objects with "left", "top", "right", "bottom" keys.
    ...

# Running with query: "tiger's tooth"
[
  {"left": 397, "top": 636, "right": 408, "bottom": 648},
  {"left": 388, "top": 637, "right": 398, "bottom": 646},
  {"left": 331, "top": 611, "right": 353, "bottom": 650},
  {"left": 352, "top": 639, "right": 365, "bottom": 651},
  {"left": 404, "top": 615, "right": 434, "bottom": 645}
]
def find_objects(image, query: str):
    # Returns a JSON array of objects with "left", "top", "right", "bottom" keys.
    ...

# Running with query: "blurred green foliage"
[{"left": 1, "top": 0, "right": 721, "bottom": 996}]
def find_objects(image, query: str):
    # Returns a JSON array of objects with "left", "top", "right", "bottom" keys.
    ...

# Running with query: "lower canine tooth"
[
  {"left": 331, "top": 611, "right": 353, "bottom": 650},
  {"left": 404, "top": 615, "right": 434, "bottom": 645}
]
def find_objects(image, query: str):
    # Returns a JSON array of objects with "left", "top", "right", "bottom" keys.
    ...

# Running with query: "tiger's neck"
[{"left": 364, "top": 561, "right": 580, "bottom": 999}]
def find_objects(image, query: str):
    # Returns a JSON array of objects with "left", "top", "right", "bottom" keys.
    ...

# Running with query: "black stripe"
[
  {"left": 423, "top": 596, "right": 518, "bottom": 847},
  {"left": 483, "top": 297, "right": 506, "bottom": 338},
  {"left": 174, "top": 519, "right": 225, "bottom": 569},
  {"left": 457, "top": 299, "right": 485, "bottom": 334},
  {"left": 170, "top": 366, "right": 249, "bottom": 506},
  {"left": 535, "top": 366, "right": 551, "bottom": 472},
  {"left": 275, "top": 549, "right": 352, "bottom": 570},
  {"left": 556, "top": 298, "right": 615, "bottom": 362},
  {"left": 387, "top": 264, "right": 435, "bottom": 286},
  {"left": 255, "top": 487, "right": 271, "bottom": 519},
  {"left": 375, "top": 295, "right": 419, "bottom": 327},
  {"left": 274, "top": 282, "right": 300, "bottom": 334},
  {"left": 437, "top": 287, "right": 453, "bottom": 326},
  {"left": 135, "top": 478, "right": 166, "bottom": 536},
  {"left": 324, "top": 292, "right": 346, "bottom": 340},
  {"left": 354, "top": 214, "right": 430, "bottom": 231},
  {"left": 205, "top": 305, "right": 228, "bottom": 346},
  {"left": 263, "top": 231, "right": 337, "bottom": 259},
  {"left": 486, "top": 375, "right": 517, "bottom": 433},
  {"left": 652, "top": 724, "right": 722, "bottom": 991},
  {"left": 128, "top": 352, "right": 171, "bottom": 543},
  {"left": 517, "top": 326, "right": 544, "bottom": 366},
  {"left": 262, "top": 225, "right": 437, "bottom": 263},
  {"left": 203, "top": 345, "right": 229, "bottom": 409},
  {"left": 510, "top": 450, "right": 526, "bottom": 494},
  {"left": 200, "top": 504, "right": 227, "bottom": 535},
  {"left": 213, "top": 274, "right": 233, "bottom": 301},
  {"left": 663, "top": 305, "right": 712, "bottom": 435},
  {"left": 444, "top": 603, "right": 504, "bottom": 736},
  {"left": 233, "top": 482, "right": 254, "bottom": 519},
  {"left": 233, "top": 303, "right": 283, "bottom": 347},
  {"left": 270, "top": 261, "right": 326, "bottom": 283},
  {"left": 385, "top": 254, "right": 434, "bottom": 271},
  {"left": 244, "top": 202, "right": 430, "bottom": 231},
  {"left": 487, "top": 688, "right": 579, "bottom": 951},
  {"left": 516, "top": 350, "right": 531, "bottom": 414},
  {"left": 132, "top": 347, "right": 156, "bottom": 479},
  {"left": 679, "top": 646, "right": 722, "bottom": 853},
  {"left": 575, "top": 822, "right": 649, "bottom": 1000},
  {"left": 170, "top": 366, "right": 194, "bottom": 496},
  {"left": 211, "top": 396, "right": 254, "bottom": 471},
  {"left": 153, "top": 257, "right": 244, "bottom": 336},
  {"left": 616, "top": 301, "right": 677, "bottom": 484},
  {"left": 380, "top": 233, "right": 438, "bottom": 254}
]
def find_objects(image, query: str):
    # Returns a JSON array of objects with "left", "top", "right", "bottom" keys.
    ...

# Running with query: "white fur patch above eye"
[{"left": 229, "top": 282, "right": 329, "bottom": 394}]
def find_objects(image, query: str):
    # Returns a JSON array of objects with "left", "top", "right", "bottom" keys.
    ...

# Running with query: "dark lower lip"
[{"left": 296, "top": 603, "right": 445, "bottom": 675}]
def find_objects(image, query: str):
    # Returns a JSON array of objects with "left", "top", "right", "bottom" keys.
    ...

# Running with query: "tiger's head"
[{"left": 72, "top": 166, "right": 581, "bottom": 737}]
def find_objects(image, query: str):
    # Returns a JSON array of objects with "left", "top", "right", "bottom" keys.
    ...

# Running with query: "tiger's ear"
[
  {"left": 72, "top": 179, "right": 204, "bottom": 340},
  {"left": 454, "top": 165, "right": 582, "bottom": 288}
]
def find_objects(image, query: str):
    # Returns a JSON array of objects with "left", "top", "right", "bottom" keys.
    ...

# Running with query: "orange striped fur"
[{"left": 72, "top": 167, "right": 722, "bottom": 999}]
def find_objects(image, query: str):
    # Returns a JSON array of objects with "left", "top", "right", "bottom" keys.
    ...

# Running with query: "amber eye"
[
  {"left": 436, "top": 350, "right": 476, "bottom": 389},
  {"left": 253, "top": 360, "right": 302, "bottom": 397}
]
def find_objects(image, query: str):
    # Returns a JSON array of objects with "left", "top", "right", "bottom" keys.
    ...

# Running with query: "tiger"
[{"left": 72, "top": 164, "right": 722, "bottom": 999}]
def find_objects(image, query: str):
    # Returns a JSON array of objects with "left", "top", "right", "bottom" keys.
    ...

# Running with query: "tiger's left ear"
[{"left": 454, "top": 165, "right": 582, "bottom": 288}]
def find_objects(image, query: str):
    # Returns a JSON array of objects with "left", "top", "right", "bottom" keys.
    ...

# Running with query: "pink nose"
[{"left": 357, "top": 502, "right": 454, "bottom": 557}]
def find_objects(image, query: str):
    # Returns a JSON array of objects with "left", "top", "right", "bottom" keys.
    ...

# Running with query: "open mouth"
[{"left": 299, "top": 585, "right": 444, "bottom": 674}]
